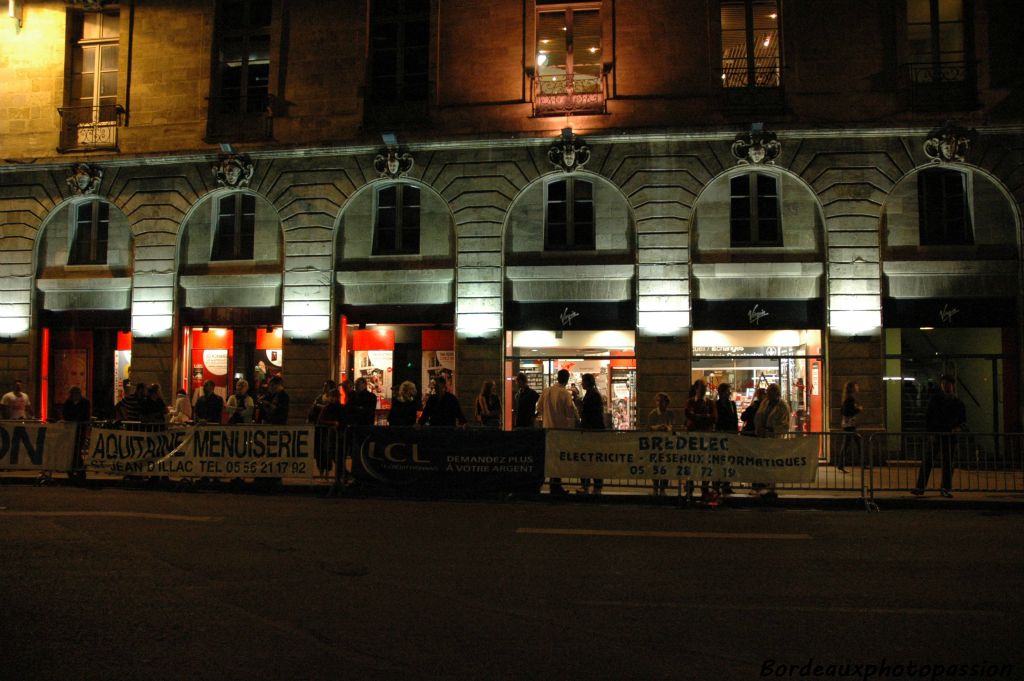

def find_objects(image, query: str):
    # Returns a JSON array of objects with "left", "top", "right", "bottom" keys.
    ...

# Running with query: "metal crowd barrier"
[
  {"left": 5, "top": 420, "right": 1024, "bottom": 507},
  {"left": 864, "top": 432, "right": 1024, "bottom": 501}
]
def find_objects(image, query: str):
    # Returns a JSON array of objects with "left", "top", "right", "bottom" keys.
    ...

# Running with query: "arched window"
[
  {"left": 212, "top": 193, "right": 256, "bottom": 261},
  {"left": 730, "top": 173, "right": 780, "bottom": 247},
  {"left": 68, "top": 200, "right": 110, "bottom": 265},
  {"left": 545, "top": 178, "right": 595, "bottom": 250},
  {"left": 373, "top": 184, "right": 421, "bottom": 255},
  {"left": 918, "top": 168, "right": 972, "bottom": 245}
]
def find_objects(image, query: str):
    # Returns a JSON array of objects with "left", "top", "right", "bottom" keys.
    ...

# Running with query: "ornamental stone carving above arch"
[
  {"left": 374, "top": 147, "right": 414, "bottom": 179},
  {"left": 548, "top": 128, "right": 591, "bottom": 172},
  {"left": 923, "top": 120, "right": 977, "bottom": 163},
  {"left": 212, "top": 153, "right": 255, "bottom": 188},
  {"left": 66, "top": 163, "right": 103, "bottom": 195},
  {"left": 730, "top": 123, "right": 781, "bottom": 165}
]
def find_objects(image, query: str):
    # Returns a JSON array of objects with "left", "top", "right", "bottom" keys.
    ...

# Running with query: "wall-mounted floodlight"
[{"left": 381, "top": 132, "right": 398, "bottom": 147}]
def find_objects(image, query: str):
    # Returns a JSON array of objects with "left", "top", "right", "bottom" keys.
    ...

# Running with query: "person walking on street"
[
  {"left": 537, "top": 369, "right": 578, "bottom": 496},
  {"left": 912, "top": 374, "right": 966, "bottom": 498},
  {"left": 576, "top": 373, "right": 606, "bottom": 496},
  {"left": 512, "top": 373, "right": 539, "bottom": 428}
]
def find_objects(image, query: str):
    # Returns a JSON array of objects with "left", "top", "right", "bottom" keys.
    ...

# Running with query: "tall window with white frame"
[
  {"left": 730, "top": 173, "right": 781, "bottom": 247},
  {"left": 545, "top": 178, "right": 595, "bottom": 251},
  {"left": 369, "top": 0, "right": 429, "bottom": 105},
  {"left": 64, "top": 9, "right": 120, "bottom": 148},
  {"left": 212, "top": 0, "right": 272, "bottom": 116},
  {"left": 212, "top": 193, "right": 256, "bottom": 261},
  {"left": 906, "top": 0, "right": 966, "bottom": 82},
  {"left": 68, "top": 201, "right": 110, "bottom": 266},
  {"left": 535, "top": 3, "right": 603, "bottom": 115},
  {"left": 720, "top": 0, "right": 780, "bottom": 88},
  {"left": 918, "top": 168, "right": 972, "bottom": 246},
  {"left": 373, "top": 184, "right": 421, "bottom": 255}
]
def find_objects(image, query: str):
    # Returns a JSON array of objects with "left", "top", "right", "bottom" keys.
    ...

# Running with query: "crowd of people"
[{"left": 1, "top": 367, "right": 970, "bottom": 498}]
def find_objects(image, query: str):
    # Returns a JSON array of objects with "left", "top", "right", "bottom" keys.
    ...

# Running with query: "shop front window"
[
  {"left": 884, "top": 327, "right": 1004, "bottom": 435},
  {"left": 692, "top": 329, "right": 823, "bottom": 434},
  {"left": 506, "top": 330, "right": 636, "bottom": 431},
  {"left": 182, "top": 326, "right": 283, "bottom": 405}
]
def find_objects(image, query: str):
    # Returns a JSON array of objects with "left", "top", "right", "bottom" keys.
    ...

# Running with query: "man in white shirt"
[
  {"left": 536, "top": 369, "right": 578, "bottom": 496},
  {"left": 1, "top": 380, "right": 32, "bottom": 419}
]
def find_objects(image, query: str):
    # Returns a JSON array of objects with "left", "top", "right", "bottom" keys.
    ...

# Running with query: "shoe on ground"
[
  {"left": 910, "top": 488, "right": 924, "bottom": 496},
  {"left": 940, "top": 489, "right": 953, "bottom": 498}
]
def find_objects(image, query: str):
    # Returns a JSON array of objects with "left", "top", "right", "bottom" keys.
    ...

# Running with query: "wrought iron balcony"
[
  {"left": 205, "top": 94, "right": 273, "bottom": 142},
  {"left": 532, "top": 73, "right": 607, "bottom": 117},
  {"left": 57, "top": 104, "right": 125, "bottom": 152},
  {"left": 906, "top": 61, "right": 977, "bottom": 111},
  {"left": 722, "top": 64, "right": 785, "bottom": 115}
]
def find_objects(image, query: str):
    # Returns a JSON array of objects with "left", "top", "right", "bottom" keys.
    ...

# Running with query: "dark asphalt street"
[{"left": 1, "top": 486, "right": 1021, "bottom": 681}]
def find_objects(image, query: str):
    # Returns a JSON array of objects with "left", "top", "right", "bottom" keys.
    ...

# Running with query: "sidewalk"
[{"left": 3, "top": 470, "right": 1022, "bottom": 510}]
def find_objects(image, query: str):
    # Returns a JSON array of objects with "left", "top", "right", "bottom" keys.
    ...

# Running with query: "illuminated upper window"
[
  {"left": 212, "top": 0, "right": 272, "bottom": 115},
  {"left": 373, "top": 184, "right": 421, "bottom": 255},
  {"left": 918, "top": 168, "right": 972, "bottom": 245},
  {"left": 720, "top": 0, "right": 780, "bottom": 88},
  {"left": 730, "top": 173, "right": 781, "bottom": 247},
  {"left": 370, "top": 0, "right": 429, "bottom": 104},
  {"left": 545, "top": 178, "right": 595, "bottom": 251},
  {"left": 68, "top": 10, "right": 119, "bottom": 120},
  {"left": 212, "top": 193, "right": 256, "bottom": 261},
  {"left": 907, "top": 0, "right": 965, "bottom": 70},
  {"left": 534, "top": 4, "right": 604, "bottom": 115},
  {"left": 68, "top": 201, "right": 110, "bottom": 266}
]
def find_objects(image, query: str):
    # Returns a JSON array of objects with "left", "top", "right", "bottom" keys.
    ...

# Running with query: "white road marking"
[
  {"left": 516, "top": 528, "right": 812, "bottom": 540},
  {"left": 0, "top": 511, "right": 222, "bottom": 522},
  {"left": 580, "top": 600, "right": 1009, "bottom": 617}
]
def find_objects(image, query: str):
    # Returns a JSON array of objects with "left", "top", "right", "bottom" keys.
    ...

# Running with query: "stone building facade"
[{"left": 1, "top": 0, "right": 1021, "bottom": 432}]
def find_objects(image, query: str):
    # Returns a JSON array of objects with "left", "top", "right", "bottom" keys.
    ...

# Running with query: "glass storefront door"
[
  {"left": 692, "top": 329, "right": 824, "bottom": 433},
  {"left": 506, "top": 330, "right": 636, "bottom": 430}
]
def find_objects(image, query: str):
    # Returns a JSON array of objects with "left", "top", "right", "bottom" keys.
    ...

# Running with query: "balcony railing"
[
  {"left": 57, "top": 104, "right": 125, "bottom": 152},
  {"left": 722, "top": 64, "right": 785, "bottom": 115},
  {"left": 906, "top": 61, "right": 977, "bottom": 111},
  {"left": 532, "top": 73, "right": 607, "bottom": 117},
  {"left": 205, "top": 94, "right": 273, "bottom": 142}
]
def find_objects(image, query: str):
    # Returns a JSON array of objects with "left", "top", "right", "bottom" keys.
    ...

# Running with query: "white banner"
[
  {"left": 546, "top": 430, "right": 819, "bottom": 483},
  {"left": 85, "top": 425, "right": 316, "bottom": 478},
  {"left": 0, "top": 421, "right": 78, "bottom": 472}
]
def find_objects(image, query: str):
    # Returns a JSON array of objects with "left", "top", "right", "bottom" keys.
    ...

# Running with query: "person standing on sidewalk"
[
  {"left": 754, "top": 383, "right": 791, "bottom": 500},
  {"left": 512, "top": 373, "right": 539, "bottom": 428},
  {"left": 647, "top": 392, "right": 674, "bottom": 496},
  {"left": 576, "top": 373, "right": 605, "bottom": 496},
  {"left": 835, "top": 381, "right": 863, "bottom": 473},
  {"left": 912, "top": 374, "right": 965, "bottom": 498},
  {"left": 684, "top": 379, "right": 717, "bottom": 503},
  {"left": 537, "top": 369, "right": 578, "bottom": 496},
  {"left": 714, "top": 383, "right": 738, "bottom": 497}
]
